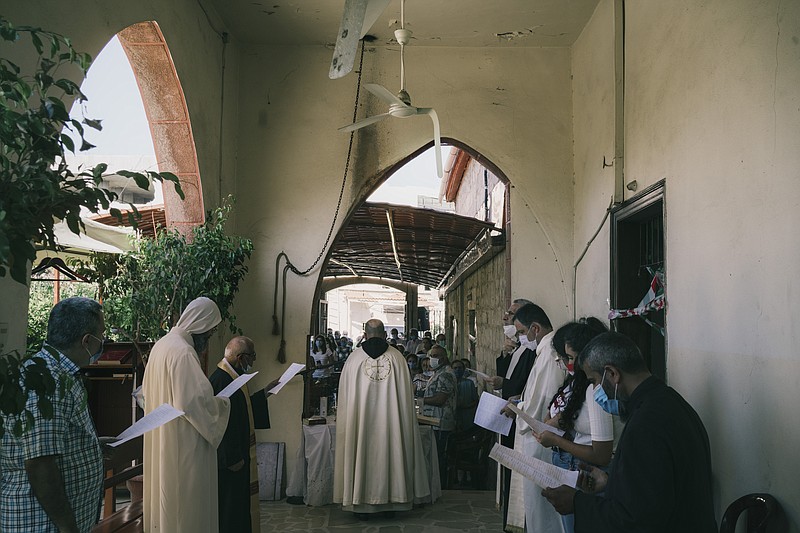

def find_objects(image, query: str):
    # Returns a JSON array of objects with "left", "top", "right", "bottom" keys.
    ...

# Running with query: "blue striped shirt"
[{"left": 0, "top": 347, "right": 104, "bottom": 532}]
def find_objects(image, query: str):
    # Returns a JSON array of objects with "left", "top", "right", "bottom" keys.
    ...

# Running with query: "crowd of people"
[{"left": 0, "top": 296, "right": 717, "bottom": 532}]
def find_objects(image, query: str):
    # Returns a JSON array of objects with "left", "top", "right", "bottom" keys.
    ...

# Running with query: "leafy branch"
[{"left": 0, "top": 16, "right": 184, "bottom": 285}]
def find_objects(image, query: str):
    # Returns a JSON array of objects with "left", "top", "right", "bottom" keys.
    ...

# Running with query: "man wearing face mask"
[
  {"left": 422, "top": 345, "right": 457, "bottom": 486},
  {"left": 404, "top": 329, "right": 422, "bottom": 358},
  {"left": 488, "top": 298, "right": 536, "bottom": 531},
  {"left": 542, "top": 332, "right": 717, "bottom": 532},
  {"left": 209, "top": 337, "right": 279, "bottom": 533},
  {"left": 503, "top": 303, "right": 565, "bottom": 533},
  {"left": 142, "top": 297, "right": 231, "bottom": 533},
  {"left": 1, "top": 297, "right": 106, "bottom": 533}
]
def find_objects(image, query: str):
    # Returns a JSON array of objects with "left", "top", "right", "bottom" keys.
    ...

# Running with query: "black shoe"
[
  {"left": 383, "top": 511, "right": 396, "bottom": 519},
  {"left": 355, "top": 512, "right": 370, "bottom": 521},
  {"left": 286, "top": 496, "right": 305, "bottom": 505}
]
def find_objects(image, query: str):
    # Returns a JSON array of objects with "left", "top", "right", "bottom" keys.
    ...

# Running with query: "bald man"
[
  {"left": 209, "top": 336, "right": 278, "bottom": 533},
  {"left": 333, "top": 319, "right": 430, "bottom": 520}
]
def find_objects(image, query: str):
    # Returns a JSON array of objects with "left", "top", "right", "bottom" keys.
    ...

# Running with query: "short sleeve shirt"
[
  {"left": 0, "top": 347, "right": 104, "bottom": 532},
  {"left": 423, "top": 367, "right": 457, "bottom": 431}
]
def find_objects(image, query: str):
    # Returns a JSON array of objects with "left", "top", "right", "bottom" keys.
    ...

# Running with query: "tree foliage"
[
  {"left": 0, "top": 16, "right": 184, "bottom": 285},
  {"left": 0, "top": 17, "right": 184, "bottom": 437},
  {"left": 98, "top": 198, "right": 253, "bottom": 342}
]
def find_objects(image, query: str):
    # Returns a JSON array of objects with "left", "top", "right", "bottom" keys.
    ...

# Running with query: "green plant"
[
  {"left": 0, "top": 16, "right": 183, "bottom": 285},
  {"left": 101, "top": 198, "right": 253, "bottom": 342},
  {"left": 0, "top": 17, "right": 184, "bottom": 437}
]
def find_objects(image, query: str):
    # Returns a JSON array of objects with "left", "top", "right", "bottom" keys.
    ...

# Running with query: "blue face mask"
[
  {"left": 86, "top": 334, "right": 104, "bottom": 364},
  {"left": 593, "top": 370, "right": 620, "bottom": 415}
]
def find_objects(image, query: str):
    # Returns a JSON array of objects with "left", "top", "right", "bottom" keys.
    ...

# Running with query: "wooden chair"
[{"left": 445, "top": 426, "right": 495, "bottom": 489}]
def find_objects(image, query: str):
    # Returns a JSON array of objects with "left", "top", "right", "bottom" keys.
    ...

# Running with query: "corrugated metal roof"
[{"left": 324, "top": 202, "right": 501, "bottom": 288}]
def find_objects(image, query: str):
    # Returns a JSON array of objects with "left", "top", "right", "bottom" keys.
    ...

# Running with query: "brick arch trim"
[{"left": 117, "top": 21, "right": 204, "bottom": 233}]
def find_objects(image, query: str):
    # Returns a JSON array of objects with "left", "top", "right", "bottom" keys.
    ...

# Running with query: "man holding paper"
[
  {"left": 504, "top": 303, "right": 564, "bottom": 533},
  {"left": 210, "top": 336, "right": 279, "bottom": 533},
  {"left": 542, "top": 333, "right": 717, "bottom": 532},
  {"left": 142, "top": 297, "right": 231, "bottom": 533}
]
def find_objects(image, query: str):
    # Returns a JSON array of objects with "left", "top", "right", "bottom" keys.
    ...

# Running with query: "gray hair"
[
  {"left": 46, "top": 297, "right": 103, "bottom": 350},
  {"left": 578, "top": 332, "right": 647, "bottom": 374}
]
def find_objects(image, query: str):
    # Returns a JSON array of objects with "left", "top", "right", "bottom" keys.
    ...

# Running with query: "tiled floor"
[{"left": 259, "top": 491, "right": 504, "bottom": 532}]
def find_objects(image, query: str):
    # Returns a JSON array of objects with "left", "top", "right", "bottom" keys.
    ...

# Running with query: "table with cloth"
[{"left": 286, "top": 422, "right": 441, "bottom": 506}]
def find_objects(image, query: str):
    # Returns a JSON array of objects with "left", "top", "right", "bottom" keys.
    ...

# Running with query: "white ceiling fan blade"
[
  {"left": 365, "top": 84, "right": 411, "bottom": 109},
  {"left": 329, "top": 0, "right": 390, "bottom": 80},
  {"left": 361, "top": 0, "right": 391, "bottom": 38},
  {"left": 329, "top": 0, "right": 368, "bottom": 79},
  {"left": 338, "top": 112, "right": 392, "bottom": 133},
  {"left": 417, "top": 108, "right": 443, "bottom": 179}
]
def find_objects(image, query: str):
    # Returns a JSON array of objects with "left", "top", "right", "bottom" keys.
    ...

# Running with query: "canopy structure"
[
  {"left": 47, "top": 216, "right": 135, "bottom": 256},
  {"left": 324, "top": 202, "right": 502, "bottom": 289}
]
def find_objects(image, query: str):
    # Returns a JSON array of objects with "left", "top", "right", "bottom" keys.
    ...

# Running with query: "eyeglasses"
[
  {"left": 87, "top": 333, "right": 105, "bottom": 347},
  {"left": 238, "top": 352, "right": 256, "bottom": 360}
]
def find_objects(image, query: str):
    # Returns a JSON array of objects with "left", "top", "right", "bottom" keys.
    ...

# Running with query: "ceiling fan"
[
  {"left": 337, "top": 0, "right": 444, "bottom": 179},
  {"left": 329, "top": 0, "right": 391, "bottom": 80}
]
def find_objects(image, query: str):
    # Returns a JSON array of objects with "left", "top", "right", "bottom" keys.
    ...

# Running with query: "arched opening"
[
  {"left": 309, "top": 137, "right": 512, "bottom": 379},
  {"left": 313, "top": 139, "right": 512, "bottom": 337}
]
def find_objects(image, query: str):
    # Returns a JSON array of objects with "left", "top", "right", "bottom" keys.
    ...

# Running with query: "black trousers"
[{"left": 218, "top": 465, "right": 251, "bottom": 533}]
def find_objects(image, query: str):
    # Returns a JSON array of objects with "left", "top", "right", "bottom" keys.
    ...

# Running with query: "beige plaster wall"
[
  {"left": 231, "top": 43, "right": 576, "bottom": 471},
  {"left": 573, "top": 0, "right": 800, "bottom": 527}
]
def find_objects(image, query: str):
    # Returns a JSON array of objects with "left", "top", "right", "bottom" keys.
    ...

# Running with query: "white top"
[{"left": 571, "top": 385, "right": 624, "bottom": 448}]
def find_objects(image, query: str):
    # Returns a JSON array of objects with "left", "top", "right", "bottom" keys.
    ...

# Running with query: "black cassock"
[{"left": 209, "top": 369, "right": 270, "bottom": 533}]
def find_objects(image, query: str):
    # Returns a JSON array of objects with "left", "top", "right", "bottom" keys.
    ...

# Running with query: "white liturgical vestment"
[
  {"left": 334, "top": 340, "right": 430, "bottom": 513},
  {"left": 507, "top": 331, "right": 565, "bottom": 533},
  {"left": 142, "top": 297, "right": 231, "bottom": 532}
]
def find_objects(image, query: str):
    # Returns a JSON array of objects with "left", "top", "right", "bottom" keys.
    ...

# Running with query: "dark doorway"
[{"left": 610, "top": 181, "right": 666, "bottom": 380}]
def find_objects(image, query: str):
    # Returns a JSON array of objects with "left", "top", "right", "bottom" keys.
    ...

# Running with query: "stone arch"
[
  {"left": 311, "top": 138, "right": 513, "bottom": 329},
  {"left": 117, "top": 21, "right": 204, "bottom": 233}
]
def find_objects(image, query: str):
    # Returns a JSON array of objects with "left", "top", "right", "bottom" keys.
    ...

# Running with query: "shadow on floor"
[{"left": 259, "top": 490, "right": 504, "bottom": 532}]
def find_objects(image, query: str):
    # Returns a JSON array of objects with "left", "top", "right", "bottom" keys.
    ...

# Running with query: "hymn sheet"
[
  {"left": 474, "top": 392, "right": 513, "bottom": 436},
  {"left": 506, "top": 402, "right": 565, "bottom": 437},
  {"left": 489, "top": 443, "right": 579, "bottom": 489}
]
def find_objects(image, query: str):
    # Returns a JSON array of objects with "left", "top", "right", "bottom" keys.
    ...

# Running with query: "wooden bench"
[
  {"left": 92, "top": 438, "right": 144, "bottom": 533},
  {"left": 91, "top": 498, "right": 143, "bottom": 533}
]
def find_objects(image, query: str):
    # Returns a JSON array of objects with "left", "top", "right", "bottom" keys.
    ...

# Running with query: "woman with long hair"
[{"left": 534, "top": 317, "right": 623, "bottom": 533}]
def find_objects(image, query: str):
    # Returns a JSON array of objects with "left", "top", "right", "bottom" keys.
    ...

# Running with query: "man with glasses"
[
  {"left": 1, "top": 297, "right": 106, "bottom": 533},
  {"left": 209, "top": 336, "right": 278, "bottom": 533}
]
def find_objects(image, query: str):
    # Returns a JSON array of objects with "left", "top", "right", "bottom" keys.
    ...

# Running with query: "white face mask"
[
  {"left": 503, "top": 324, "right": 518, "bottom": 339},
  {"left": 428, "top": 357, "right": 440, "bottom": 369},
  {"left": 519, "top": 334, "right": 537, "bottom": 351}
]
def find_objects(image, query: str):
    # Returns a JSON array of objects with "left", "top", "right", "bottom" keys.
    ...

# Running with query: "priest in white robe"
[
  {"left": 504, "top": 303, "right": 565, "bottom": 533},
  {"left": 334, "top": 318, "right": 430, "bottom": 517},
  {"left": 142, "top": 297, "right": 231, "bottom": 533}
]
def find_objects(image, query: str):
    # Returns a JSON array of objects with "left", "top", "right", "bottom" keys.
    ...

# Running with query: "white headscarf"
[{"left": 173, "top": 297, "right": 222, "bottom": 335}]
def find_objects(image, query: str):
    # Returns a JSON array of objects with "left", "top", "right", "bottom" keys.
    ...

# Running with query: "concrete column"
[{"left": 405, "top": 284, "right": 418, "bottom": 333}]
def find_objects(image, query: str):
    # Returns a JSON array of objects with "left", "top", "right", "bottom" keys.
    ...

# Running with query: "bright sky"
[
  {"left": 72, "top": 36, "right": 444, "bottom": 208},
  {"left": 367, "top": 146, "right": 446, "bottom": 206},
  {"left": 68, "top": 36, "right": 154, "bottom": 157}
]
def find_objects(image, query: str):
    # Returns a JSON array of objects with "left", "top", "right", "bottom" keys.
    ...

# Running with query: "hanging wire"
[
  {"left": 399, "top": 0, "right": 406, "bottom": 92},
  {"left": 272, "top": 39, "right": 368, "bottom": 360}
]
